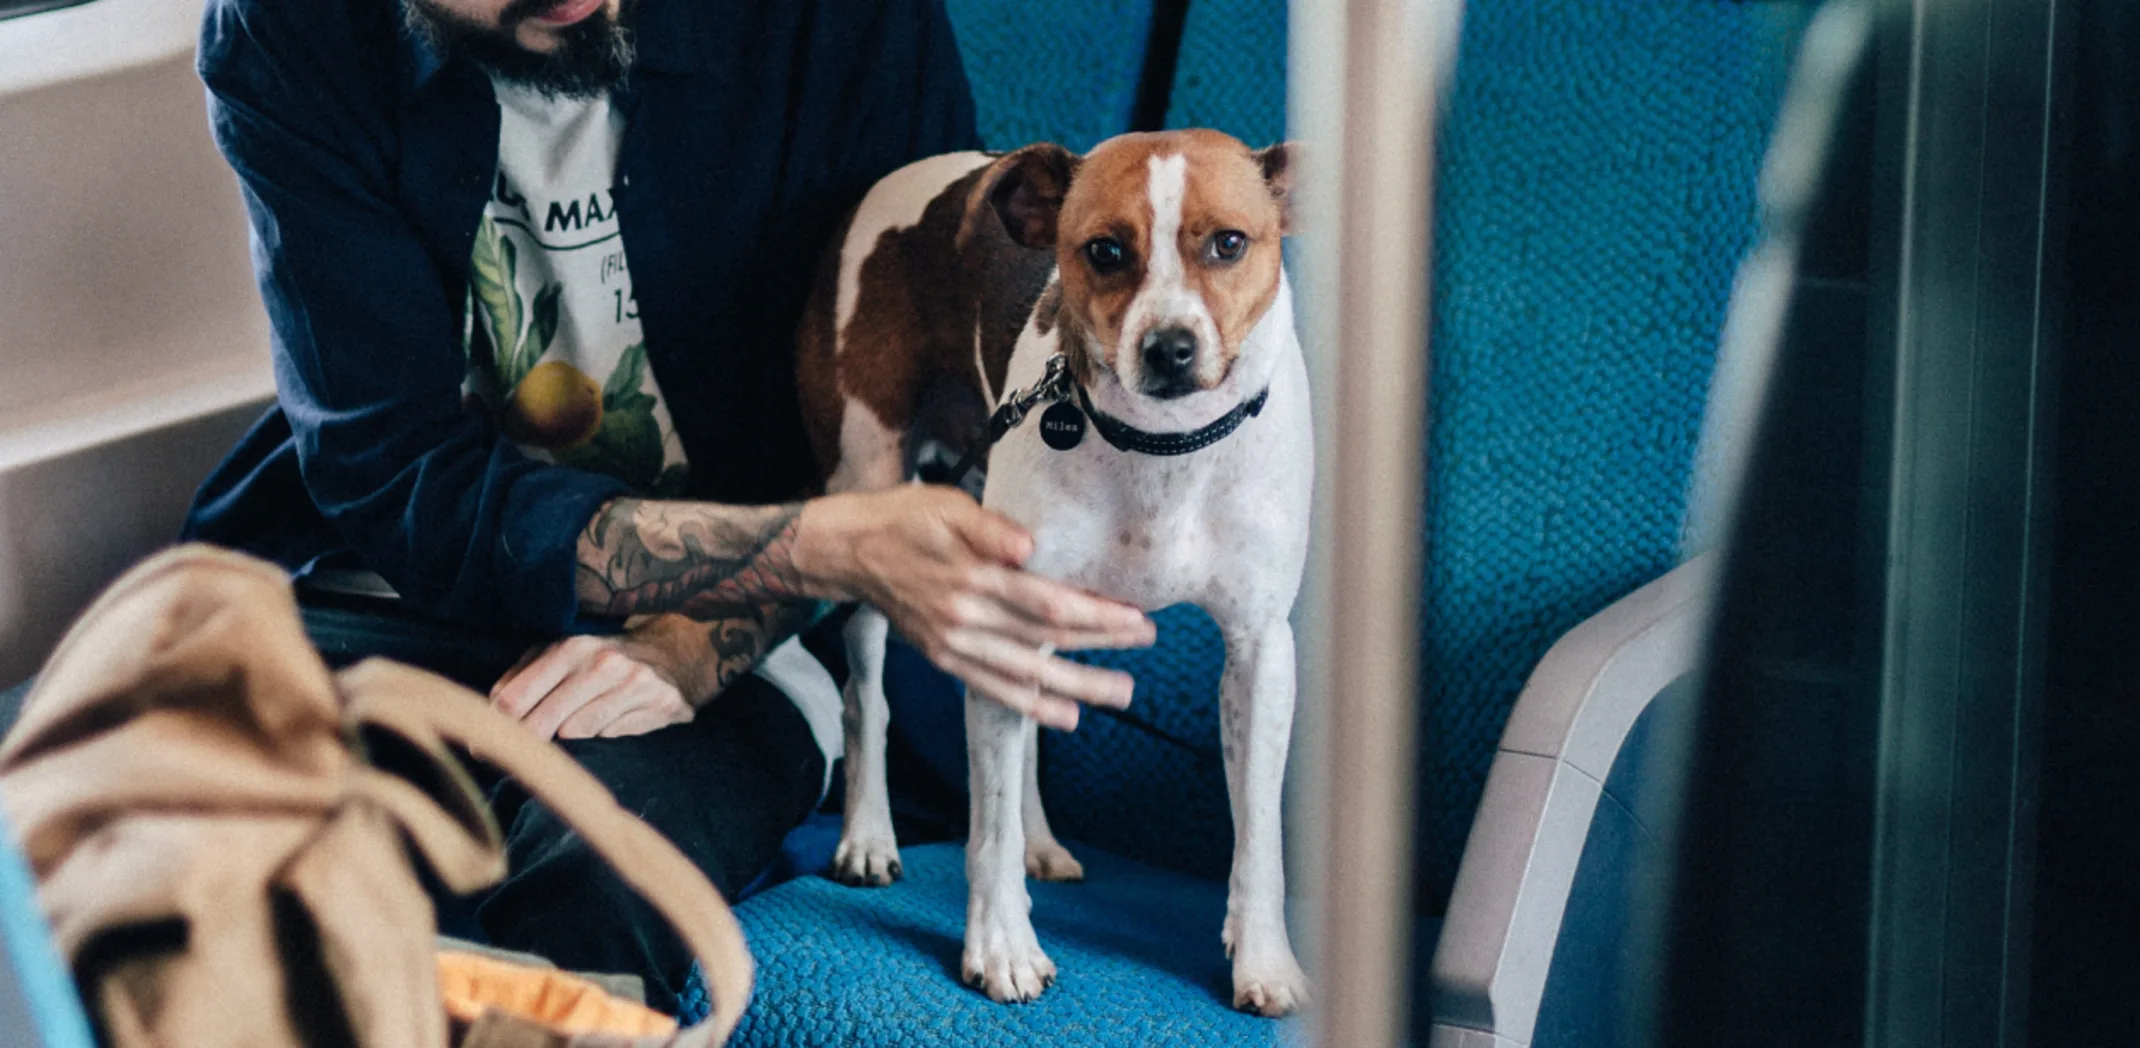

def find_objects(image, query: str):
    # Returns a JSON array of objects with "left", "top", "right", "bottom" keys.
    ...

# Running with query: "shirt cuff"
[{"left": 496, "top": 465, "right": 635, "bottom": 634}]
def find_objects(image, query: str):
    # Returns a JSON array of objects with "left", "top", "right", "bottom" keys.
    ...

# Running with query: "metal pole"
[{"left": 1292, "top": 0, "right": 1462, "bottom": 1044}]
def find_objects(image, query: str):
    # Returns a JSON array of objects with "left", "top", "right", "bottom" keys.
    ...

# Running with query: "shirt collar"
[{"left": 400, "top": 0, "right": 712, "bottom": 99}]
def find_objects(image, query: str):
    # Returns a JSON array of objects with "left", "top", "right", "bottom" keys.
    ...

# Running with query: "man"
[{"left": 184, "top": 0, "right": 1155, "bottom": 1012}]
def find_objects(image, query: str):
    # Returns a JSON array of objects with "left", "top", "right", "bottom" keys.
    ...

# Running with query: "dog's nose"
[{"left": 1141, "top": 327, "right": 1199, "bottom": 378}]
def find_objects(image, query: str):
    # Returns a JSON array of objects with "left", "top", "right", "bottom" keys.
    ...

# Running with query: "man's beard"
[{"left": 404, "top": 0, "right": 637, "bottom": 99}]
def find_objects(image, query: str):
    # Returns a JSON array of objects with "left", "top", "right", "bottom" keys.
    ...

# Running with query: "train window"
[{"left": 1642, "top": 1, "right": 2140, "bottom": 1045}]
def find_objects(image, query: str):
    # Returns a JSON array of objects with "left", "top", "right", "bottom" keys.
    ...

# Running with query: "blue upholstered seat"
[
  {"left": 1163, "top": 0, "right": 1288, "bottom": 147},
  {"left": 724, "top": 601, "right": 1255, "bottom": 1042},
  {"left": 732, "top": 843, "right": 1403, "bottom": 1047},
  {"left": 721, "top": 1, "right": 1811, "bottom": 1043},
  {"left": 725, "top": 8, "right": 1301, "bottom": 1039},
  {"left": 1415, "top": 0, "right": 1809, "bottom": 907},
  {"left": 0, "top": 811, "right": 94, "bottom": 1048},
  {"left": 945, "top": 0, "right": 1156, "bottom": 153}
]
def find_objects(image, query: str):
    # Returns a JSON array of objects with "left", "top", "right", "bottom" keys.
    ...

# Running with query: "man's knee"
[{"left": 476, "top": 793, "right": 712, "bottom": 1010}]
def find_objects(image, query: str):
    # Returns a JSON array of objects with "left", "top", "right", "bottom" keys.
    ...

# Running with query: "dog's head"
[{"left": 974, "top": 130, "right": 1296, "bottom": 400}]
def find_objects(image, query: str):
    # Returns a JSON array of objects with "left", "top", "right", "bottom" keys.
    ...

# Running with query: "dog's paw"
[
  {"left": 1024, "top": 838, "right": 1085, "bottom": 882},
  {"left": 830, "top": 834, "right": 903, "bottom": 887},
  {"left": 962, "top": 917, "right": 1056, "bottom": 1003},
  {"left": 1231, "top": 951, "right": 1310, "bottom": 1018}
]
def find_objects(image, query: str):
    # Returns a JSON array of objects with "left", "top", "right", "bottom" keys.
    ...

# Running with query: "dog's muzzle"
[{"left": 1139, "top": 326, "right": 1201, "bottom": 398}]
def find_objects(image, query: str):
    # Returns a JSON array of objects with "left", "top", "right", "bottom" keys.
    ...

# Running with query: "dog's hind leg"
[
  {"left": 963, "top": 696, "right": 1055, "bottom": 1002},
  {"left": 1219, "top": 618, "right": 1310, "bottom": 1017},
  {"left": 831, "top": 606, "right": 903, "bottom": 885},
  {"left": 1020, "top": 719, "right": 1084, "bottom": 881}
]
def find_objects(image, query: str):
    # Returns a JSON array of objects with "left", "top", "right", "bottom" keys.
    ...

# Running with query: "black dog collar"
[
  {"left": 1074, "top": 382, "right": 1270, "bottom": 457},
  {"left": 941, "top": 355, "right": 1271, "bottom": 488}
]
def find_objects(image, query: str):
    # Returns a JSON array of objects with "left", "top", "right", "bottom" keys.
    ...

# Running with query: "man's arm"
[
  {"left": 615, "top": 601, "right": 821, "bottom": 705},
  {"left": 568, "top": 498, "right": 822, "bottom": 705},
  {"left": 575, "top": 498, "right": 809, "bottom": 617},
  {"left": 538, "top": 486, "right": 1164, "bottom": 732},
  {"left": 199, "top": 1, "right": 634, "bottom": 631}
]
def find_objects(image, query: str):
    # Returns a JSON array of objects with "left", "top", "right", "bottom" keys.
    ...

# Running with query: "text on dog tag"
[{"left": 1039, "top": 401, "right": 1086, "bottom": 451}]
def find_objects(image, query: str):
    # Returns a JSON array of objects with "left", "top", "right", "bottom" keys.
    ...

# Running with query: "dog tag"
[{"left": 1039, "top": 400, "right": 1086, "bottom": 451}]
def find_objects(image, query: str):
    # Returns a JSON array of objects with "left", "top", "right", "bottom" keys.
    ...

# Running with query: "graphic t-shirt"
[{"left": 465, "top": 81, "right": 690, "bottom": 496}]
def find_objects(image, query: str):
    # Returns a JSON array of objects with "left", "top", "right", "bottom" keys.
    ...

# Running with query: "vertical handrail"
[
  {"left": 1129, "top": 0, "right": 1193, "bottom": 132},
  {"left": 1290, "top": 0, "right": 1464, "bottom": 1044}
]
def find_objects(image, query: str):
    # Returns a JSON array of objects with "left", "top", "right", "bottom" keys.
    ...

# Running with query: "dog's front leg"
[
  {"left": 963, "top": 694, "right": 1055, "bottom": 1002},
  {"left": 1221, "top": 618, "right": 1310, "bottom": 1016},
  {"left": 1021, "top": 719, "right": 1084, "bottom": 881},
  {"left": 831, "top": 606, "right": 902, "bottom": 885}
]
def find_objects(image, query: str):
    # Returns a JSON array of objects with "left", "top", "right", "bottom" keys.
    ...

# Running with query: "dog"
[{"left": 794, "top": 129, "right": 1311, "bottom": 1017}]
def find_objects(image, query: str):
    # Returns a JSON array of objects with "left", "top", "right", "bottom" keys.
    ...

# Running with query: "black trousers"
[{"left": 299, "top": 590, "right": 826, "bottom": 1014}]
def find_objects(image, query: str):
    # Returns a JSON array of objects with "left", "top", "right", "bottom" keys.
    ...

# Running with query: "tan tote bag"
[{"left": 0, "top": 545, "right": 754, "bottom": 1047}]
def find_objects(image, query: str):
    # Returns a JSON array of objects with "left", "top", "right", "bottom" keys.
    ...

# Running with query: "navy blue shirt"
[{"left": 183, "top": 0, "right": 979, "bottom": 632}]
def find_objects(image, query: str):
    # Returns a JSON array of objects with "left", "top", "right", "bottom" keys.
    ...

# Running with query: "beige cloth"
[{"left": 0, "top": 545, "right": 752, "bottom": 1047}]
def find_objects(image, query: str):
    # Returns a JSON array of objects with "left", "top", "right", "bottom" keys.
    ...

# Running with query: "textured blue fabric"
[
  {"left": 731, "top": 842, "right": 1348, "bottom": 1046},
  {"left": 0, "top": 812, "right": 95, "bottom": 1048},
  {"left": 944, "top": 0, "right": 1154, "bottom": 152},
  {"left": 677, "top": 963, "right": 711, "bottom": 1028},
  {"left": 1163, "top": 0, "right": 1288, "bottom": 147},
  {"left": 1043, "top": 605, "right": 1235, "bottom": 880},
  {"left": 1417, "top": 0, "right": 1809, "bottom": 909}
]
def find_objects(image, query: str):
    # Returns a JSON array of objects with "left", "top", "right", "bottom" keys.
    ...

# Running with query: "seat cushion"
[{"left": 728, "top": 842, "right": 1288, "bottom": 1046}]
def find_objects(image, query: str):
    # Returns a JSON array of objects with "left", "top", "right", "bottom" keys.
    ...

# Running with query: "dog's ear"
[
  {"left": 973, "top": 143, "right": 1080, "bottom": 250},
  {"left": 1253, "top": 142, "right": 1299, "bottom": 236}
]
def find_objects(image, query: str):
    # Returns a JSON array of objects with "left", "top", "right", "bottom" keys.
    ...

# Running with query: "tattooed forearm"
[
  {"left": 634, "top": 601, "right": 827, "bottom": 705},
  {"left": 575, "top": 498, "right": 812, "bottom": 617},
  {"left": 708, "top": 600, "right": 823, "bottom": 696}
]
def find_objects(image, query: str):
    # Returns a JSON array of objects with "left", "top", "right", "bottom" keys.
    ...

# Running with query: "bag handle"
[{"left": 337, "top": 660, "right": 752, "bottom": 1046}]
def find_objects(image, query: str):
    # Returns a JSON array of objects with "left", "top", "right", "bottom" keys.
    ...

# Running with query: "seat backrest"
[
  {"left": 964, "top": 1, "right": 1807, "bottom": 904},
  {"left": 1162, "top": 0, "right": 1287, "bottom": 148},
  {"left": 1415, "top": 0, "right": 1811, "bottom": 909},
  {"left": 944, "top": 0, "right": 1158, "bottom": 152}
]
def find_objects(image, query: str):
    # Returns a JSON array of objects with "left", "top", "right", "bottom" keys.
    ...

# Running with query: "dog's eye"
[
  {"left": 1084, "top": 237, "right": 1128, "bottom": 274},
  {"left": 1207, "top": 230, "right": 1249, "bottom": 263}
]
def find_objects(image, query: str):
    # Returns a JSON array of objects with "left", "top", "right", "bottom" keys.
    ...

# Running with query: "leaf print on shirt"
[
  {"left": 520, "top": 283, "right": 562, "bottom": 383},
  {"left": 469, "top": 208, "right": 683, "bottom": 493},
  {"left": 470, "top": 215, "right": 567, "bottom": 389},
  {"left": 551, "top": 341, "right": 677, "bottom": 490},
  {"left": 470, "top": 216, "right": 525, "bottom": 383}
]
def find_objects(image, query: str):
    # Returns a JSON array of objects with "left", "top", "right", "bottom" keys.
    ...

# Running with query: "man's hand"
[
  {"left": 491, "top": 632, "right": 695, "bottom": 740},
  {"left": 795, "top": 486, "right": 1157, "bottom": 731},
  {"left": 570, "top": 486, "right": 1157, "bottom": 730}
]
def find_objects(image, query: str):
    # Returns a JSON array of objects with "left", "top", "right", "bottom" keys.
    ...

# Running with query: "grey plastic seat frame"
[{"left": 1425, "top": 553, "right": 1714, "bottom": 1048}]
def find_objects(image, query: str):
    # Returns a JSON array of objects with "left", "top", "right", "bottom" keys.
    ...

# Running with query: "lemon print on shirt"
[
  {"left": 466, "top": 214, "right": 689, "bottom": 497},
  {"left": 505, "top": 360, "right": 602, "bottom": 449}
]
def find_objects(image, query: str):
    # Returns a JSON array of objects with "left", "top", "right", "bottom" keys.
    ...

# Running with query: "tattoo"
[
  {"left": 576, "top": 498, "right": 810, "bottom": 618},
  {"left": 666, "top": 600, "right": 828, "bottom": 701}
]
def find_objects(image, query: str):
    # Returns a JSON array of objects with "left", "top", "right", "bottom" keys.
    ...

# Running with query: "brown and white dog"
[{"left": 795, "top": 129, "right": 1311, "bottom": 1016}]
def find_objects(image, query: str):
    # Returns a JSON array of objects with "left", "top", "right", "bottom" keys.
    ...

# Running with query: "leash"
[
  {"left": 943, "top": 354, "right": 1077, "bottom": 488},
  {"left": 942, "top": 353, "right": 1271, "bottom": 487}
]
